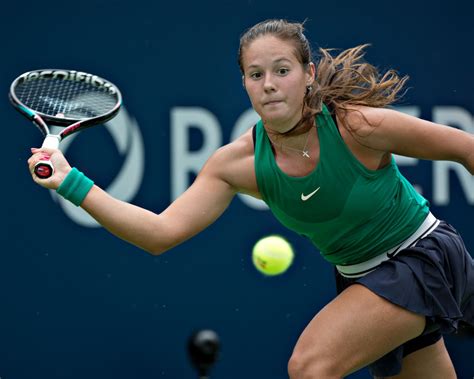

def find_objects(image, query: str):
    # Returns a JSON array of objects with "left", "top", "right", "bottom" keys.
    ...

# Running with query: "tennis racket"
[{"left": 9, "top": 69, "right": 122, "bottom": 178}]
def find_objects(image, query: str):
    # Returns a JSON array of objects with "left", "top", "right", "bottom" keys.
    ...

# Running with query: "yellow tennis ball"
[{"left": 252, "top": 235, "right": 294, "bottom": 276}]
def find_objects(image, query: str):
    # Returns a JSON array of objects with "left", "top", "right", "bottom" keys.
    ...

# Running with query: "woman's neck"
[{"left": 266, "top": 122, "right": 316, "bottom": 159}]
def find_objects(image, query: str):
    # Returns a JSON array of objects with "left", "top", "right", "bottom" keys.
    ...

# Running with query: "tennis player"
[{"left": 29, "top": 19, "right": 474, "bottom": 379}]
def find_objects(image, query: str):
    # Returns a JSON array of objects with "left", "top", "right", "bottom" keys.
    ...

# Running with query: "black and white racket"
[{"left": 9, "top": 69, "right": 122, "bottom": 178}]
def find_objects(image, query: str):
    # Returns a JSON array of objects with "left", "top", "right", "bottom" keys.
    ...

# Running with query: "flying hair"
[{"left": 238, "top": 19, "right": 409, "bottom": 135}]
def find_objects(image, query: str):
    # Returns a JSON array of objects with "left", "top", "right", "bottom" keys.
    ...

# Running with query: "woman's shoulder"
[
  {"left": 334, "top": 105, "right": 393, "bottom": 166},
  {"left": 213, "top": 128, "right": 255, "bottom": 161},
  {"left": 336, "top": 105, "right": 387, "bottom": 134},
  {"left": 196, "top": 129, "right": 254, "bottom": 176},
  {"left": 206, "top": 128, "right": 259, "bottom": 195}
]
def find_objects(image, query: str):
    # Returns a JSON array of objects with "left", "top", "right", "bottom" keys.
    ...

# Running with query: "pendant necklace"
[{"left": 268, "top": 128, "right": 313, "bottom": 158}]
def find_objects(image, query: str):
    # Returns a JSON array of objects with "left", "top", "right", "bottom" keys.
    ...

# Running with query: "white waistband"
[{"left": 336, "top": 212, "right": 440, "bottom": 278}]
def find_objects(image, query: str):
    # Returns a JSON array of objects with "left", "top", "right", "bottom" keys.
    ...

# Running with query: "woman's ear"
[
  {"left": 306, "top": 62, "right": 316, "bottom": 85},
  {"left": 242, "top": 75, "right": 246, "bottom": 88}
]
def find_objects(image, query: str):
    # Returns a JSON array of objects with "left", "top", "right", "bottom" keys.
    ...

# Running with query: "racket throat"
[{"left": 42, "top": 134, "right": 61, "bottom": 149}]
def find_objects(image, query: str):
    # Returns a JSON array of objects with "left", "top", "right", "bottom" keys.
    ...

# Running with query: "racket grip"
[
  {"left": 42, "top": 134, "right": 61, "bottom": 149},
  {"left": 35, "top": 135, "right": 60, "bottom": 179},
  {"left": 34, "top": 160, "right": 54, "bottom": 178},
  {"left": 35, "top": 161, "right": 54, "bottom": 179}
]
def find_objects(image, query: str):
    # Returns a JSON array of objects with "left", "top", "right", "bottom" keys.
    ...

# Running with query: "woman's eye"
[
  {"left": 250, "top": 72, "right": 262, "bottom": 79},
  {"left": 278, "top": 68, "right": 289, "bottom": 75}
]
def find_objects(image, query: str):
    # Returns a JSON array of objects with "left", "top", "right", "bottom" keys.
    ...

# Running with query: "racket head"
[{"left": 9, "top": 69, "right": 122, "bottom": 127}]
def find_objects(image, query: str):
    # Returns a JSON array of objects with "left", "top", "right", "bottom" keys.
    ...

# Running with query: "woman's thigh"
[{"left": 289, "top": 284, "right": 426, "bottom": 378}]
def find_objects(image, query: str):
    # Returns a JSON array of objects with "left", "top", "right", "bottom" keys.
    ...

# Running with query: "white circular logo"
[{"left": 50, "top": 107, "right": 145, "bottom": 227}]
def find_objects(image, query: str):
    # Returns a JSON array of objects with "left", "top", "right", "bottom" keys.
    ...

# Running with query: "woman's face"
[{"left": 241, "top": 35, "right": 314, "bottom": 133}]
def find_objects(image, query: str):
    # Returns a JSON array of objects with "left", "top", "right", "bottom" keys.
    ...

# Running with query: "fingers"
[
  {"left": 27, "top": 150, "right": 50, "bottom": 169},
  {"left": 28, "top": 148, "right": 56, "bottom": 185},
  {"left": 31, "top": 147, "right": 57, "bottom": 155},
  {"left": 27, "top": 147, "right": 72, "bottom": 189}
]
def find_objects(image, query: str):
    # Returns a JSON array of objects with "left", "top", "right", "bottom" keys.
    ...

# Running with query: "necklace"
[{"left": 268, "top": 128, "right": 313, "bottom": 158}]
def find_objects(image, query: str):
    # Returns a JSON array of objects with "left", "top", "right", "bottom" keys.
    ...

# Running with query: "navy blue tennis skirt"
[{"left": 335, "top": 220, "right": 474, "bottom": 377}]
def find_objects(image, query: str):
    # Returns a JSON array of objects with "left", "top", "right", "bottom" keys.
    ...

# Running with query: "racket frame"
[{"left": 9, "top": 69, "right": 123, "bottom": 178}]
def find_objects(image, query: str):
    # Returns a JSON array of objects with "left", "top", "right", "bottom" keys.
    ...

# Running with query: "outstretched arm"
[
  {"left": 344, "top": 106, "right": 474, "bottom": 174},
  {"left": 28, "top": 146, "right": 240, "bottom": 255},
  {"left": 83, "top": 155, "right": 236, "bottom": 254}
]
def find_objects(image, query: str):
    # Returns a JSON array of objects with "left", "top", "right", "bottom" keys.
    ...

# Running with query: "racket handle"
[
  {"left": 42, "top": 134, "right": 61, "bottom": 149},
  {"left": 34, "top": 135, "right": 61, "bottom": 179},
  {"left": 34, "top": 161, "right": 54, "bottom": 178}
]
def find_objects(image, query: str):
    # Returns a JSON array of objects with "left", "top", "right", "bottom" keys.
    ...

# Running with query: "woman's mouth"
[{"left": 264, "top": 100, "right": 282, "bottom": 106}]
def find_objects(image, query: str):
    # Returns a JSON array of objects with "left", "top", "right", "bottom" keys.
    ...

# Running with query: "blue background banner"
[{"left": 1, "top": 0, "right": 473, "bottom": 378}]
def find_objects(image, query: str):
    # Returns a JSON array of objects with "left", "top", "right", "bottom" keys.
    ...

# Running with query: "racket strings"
[{"left": 15, "top": 78, "right": 118, "bottom": 119}]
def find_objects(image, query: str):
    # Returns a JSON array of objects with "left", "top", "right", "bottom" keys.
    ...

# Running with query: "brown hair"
[{"left": 238, "top": 19, "right": 408, "bottom": 134}]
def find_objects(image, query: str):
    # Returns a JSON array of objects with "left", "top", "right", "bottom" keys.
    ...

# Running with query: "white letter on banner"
[
  {"left": 432, "top": 106, "right": 474, "bottom": 205},
  {"left": 171, "top": 107, "right": 222, "bottom": 200},
  {"left": 231, "top": 108, "right": 268, "bottom": 210}
]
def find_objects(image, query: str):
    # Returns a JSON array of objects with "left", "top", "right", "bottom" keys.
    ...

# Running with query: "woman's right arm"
[{"left": 28, "top": 145, "right": 240, "bottom": 255}]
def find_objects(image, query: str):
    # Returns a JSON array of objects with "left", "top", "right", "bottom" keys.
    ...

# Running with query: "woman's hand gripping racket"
[{"left": 9, "top": 69, "right": 122, "bottom": 178}]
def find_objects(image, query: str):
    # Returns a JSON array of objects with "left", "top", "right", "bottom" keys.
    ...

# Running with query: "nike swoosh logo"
[{"left": 301, "top": 187, "right": 320, "bottom": 201}]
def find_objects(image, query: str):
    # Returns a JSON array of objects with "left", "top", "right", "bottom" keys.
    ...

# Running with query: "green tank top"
[{"left": 254, "top": 104, "right": 429, "bottom": 265}]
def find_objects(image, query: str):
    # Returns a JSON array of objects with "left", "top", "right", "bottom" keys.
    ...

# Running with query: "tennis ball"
[{"left": 252, "top": 235, "right": 294, "bottom": 276}]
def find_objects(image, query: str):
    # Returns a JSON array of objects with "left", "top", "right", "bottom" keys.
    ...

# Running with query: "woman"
[{"left": 29, "top": 19, "right": 474, "bottom": 378}]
